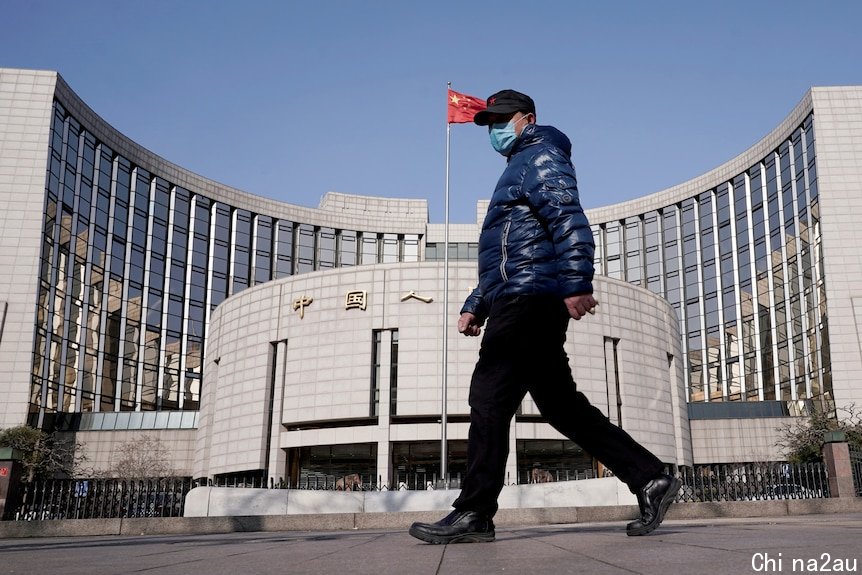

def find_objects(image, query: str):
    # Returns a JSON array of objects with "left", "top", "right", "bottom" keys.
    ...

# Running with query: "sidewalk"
[{"left": 1, "top": 513, "right": 859, "bottom": 575}]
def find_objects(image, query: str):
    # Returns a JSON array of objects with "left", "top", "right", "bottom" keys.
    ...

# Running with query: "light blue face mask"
[{"left": 489, "top": 115, "right": 528, "bottom": 155}]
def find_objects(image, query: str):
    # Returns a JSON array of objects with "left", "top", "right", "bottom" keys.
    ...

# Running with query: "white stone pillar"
[
  {"left": 267, "top": 340, "right": 288, "bottom": 487},
  {"left": 376, "top": 330, "right": 392, "bottom": 488},
  {"left": 505, "top": 417, "right": 518, "bottom": 485}
]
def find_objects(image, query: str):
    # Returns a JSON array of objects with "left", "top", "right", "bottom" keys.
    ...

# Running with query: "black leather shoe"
[
  {"left": 626, "top": 474, "right": 681, "bottom": 536},
  {"left": 409, "top": 509, "right": 495, "bottom": 544}
]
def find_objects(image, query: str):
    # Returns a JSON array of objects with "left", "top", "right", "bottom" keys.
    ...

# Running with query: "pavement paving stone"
[{"left": 0, "top": 513, "right": 859, "bottom": 575}]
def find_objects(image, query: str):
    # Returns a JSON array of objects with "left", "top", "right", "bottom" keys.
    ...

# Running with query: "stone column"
[
  {"left": 377, "top": 330, "right": 392, "bottom": 489},
  {"left": 505, "top": 418, "right": 518, "bottom": 485},
  {"left": 376, "top": 441, "right": 391, "bottom": 490},
  {"left": 822, "top": 431, "right": 854, "bottom": 498},
  {"left": 267, "top": 340, "right": 288, "bottom": 488}
]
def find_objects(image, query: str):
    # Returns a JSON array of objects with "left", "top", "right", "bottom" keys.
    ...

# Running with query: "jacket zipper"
[{"left": 500, "top": 220, "right": 511, "bottom": 282}]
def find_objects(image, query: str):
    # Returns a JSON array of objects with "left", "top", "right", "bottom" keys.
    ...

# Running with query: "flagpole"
[{"left": 441, "top": 82, "right": 451, "bottom": 487}]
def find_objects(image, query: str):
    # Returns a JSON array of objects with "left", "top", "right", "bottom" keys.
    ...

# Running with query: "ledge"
[{"left": 2, "top": 498, "right": 861, "bottom": 539}]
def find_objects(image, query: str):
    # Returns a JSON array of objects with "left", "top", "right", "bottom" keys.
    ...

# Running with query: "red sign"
[{"left": 0, "top": 467, "right": 8, "bottom": 477}]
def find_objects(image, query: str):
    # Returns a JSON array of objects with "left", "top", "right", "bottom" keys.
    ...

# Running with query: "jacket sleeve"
[
  {"left": 522, "top": 149, "right": 595, "bottom": 296},
  {"left": 460, "top": 287, "right": 489, "bottom": 324}
]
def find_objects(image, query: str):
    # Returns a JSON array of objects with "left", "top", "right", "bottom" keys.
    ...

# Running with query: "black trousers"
[{"left": 452, "top": 295, "right": 665, "bottom": 517}]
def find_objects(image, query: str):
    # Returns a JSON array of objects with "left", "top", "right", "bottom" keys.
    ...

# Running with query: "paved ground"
[{"left": 1, "top": 513, "right": 860, "bottom": 575}]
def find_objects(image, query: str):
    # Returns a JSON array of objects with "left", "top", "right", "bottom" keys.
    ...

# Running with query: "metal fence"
[
  {"left": 211, "top": 471, "right": 570, "bottom": 490},
  {"left": 211, "top": 463, "right": 835, "bottom": 500},
  {"left": 211, "top": 473, "right": 457, "bottom": 491},
  {"left": 211, "top": 475, "right": 269, "bottom": 489},
  {"left": 5, "top": 460, "right": 841, "bottom": 521},
  {"left": 851, "top": 446, "right": 862, "bottom": 497},
  {"left": 11, "top": 477, "right": 194, "bottom": 521},
  {"left": 676, "top": 462, "right": 829, "bottom": 502}
]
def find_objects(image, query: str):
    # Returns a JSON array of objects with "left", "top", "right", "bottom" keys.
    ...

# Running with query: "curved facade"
[
  {"left": 0, "top": 70, "right": 426, "bottom": 435},
  {"left": 195, "top": 264, "right": 688, "bottom": 485},
  {"left": 2, "top": 68, "right": 862, "bottom": 477},
  {"left": 588, "top": 102, "right": 826, "bottom": 409}
]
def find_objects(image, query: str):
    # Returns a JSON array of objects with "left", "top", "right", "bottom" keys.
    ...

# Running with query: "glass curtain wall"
[
  {"left": 29, "top": 101, "right": 422, "bottom": 427},
  {"left": 591, "top": 115, "right": 830, "bottom": 409},
  {"left": 32, "top": 100, "right": 828, "bottom": 425}
]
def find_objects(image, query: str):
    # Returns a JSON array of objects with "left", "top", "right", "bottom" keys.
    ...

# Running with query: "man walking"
[{"left": 409, "top": 89, "right": 680, "bottom": 544}]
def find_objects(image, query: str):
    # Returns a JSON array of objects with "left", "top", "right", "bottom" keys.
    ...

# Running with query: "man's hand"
[
  {"left": 565, "top": 293, "right": 599, "bottom": 320},
  {"left": 458, "top": 312, "right": 482, "bottom": 337}
]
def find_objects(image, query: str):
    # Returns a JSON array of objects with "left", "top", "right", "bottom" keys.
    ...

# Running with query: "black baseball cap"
[{"left": 473, "top": 89, "right": 536, "bottom": 125}]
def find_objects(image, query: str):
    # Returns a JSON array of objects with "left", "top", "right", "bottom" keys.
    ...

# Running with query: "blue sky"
[{"left": 3, "top": 1, "right": 862, "bottom": 223}]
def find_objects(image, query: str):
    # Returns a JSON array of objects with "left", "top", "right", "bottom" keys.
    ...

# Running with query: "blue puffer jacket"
[{"left": 461, "top": 123, "right": 595, "bottom": 323}]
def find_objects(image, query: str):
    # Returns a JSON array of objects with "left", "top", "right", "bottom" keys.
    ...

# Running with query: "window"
[
  {"left": 370, "top": 330, "right": 382, "bottom": 416},
  {"left": 319, "top": 227, "right": 336, "bottom": 269},
  {"left": 297, "top": 224, "right": 315, "bottom": 273},
  {"left": 254, "top": 216, "right": 274, "bottom": 284},
  {"left": 339, "top": 230, "right": 357, "bottom": 266},
  {"left": 275, "top": 220, "right": 294, "bottom": 278},
  {"left": 604, "top": 222, "right": 622, "bottom": 279},
  {"left": 382, "top": 234, "right": 398, "bottom": 263},
  {"left": 390, "top": 331, "right": 399, "bottom": 416},
  {"left": 232, "top": 210, "right": 251, "bottom": 293},
  {"left": 360, "top": 233, "right": 378, "bottom": 265}
]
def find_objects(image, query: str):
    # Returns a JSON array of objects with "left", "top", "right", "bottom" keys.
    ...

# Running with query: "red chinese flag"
[{"left": 447, "top": 89, "right": 486, "bottom": 124}]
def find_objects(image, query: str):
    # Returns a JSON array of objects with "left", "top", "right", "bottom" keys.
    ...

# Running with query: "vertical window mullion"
[
  {"left": 114, "top": 166, "right": 138, "bottom": 411},
  {"left": 228, "top": 208, "right": 238, "bottom": 295},
  {"left": 763, "top": 153, "right": 782, "bottom": 400},
  {"left": 179, "top": 195, "right": 198, "bottom": 410},
  {"left": 691, "top": 199, "right": 710, "bottom": 402},
  {"left": 707, "top": 189, "right": 728, "bottom": 401},
  {"left": 136, "top": 177, "right": 158, "bottom": 411},
  {"left": 250, "top": 213, "right": 259, "bottom": 283},
  {"left": 727, "top": 179, "right": 744, "bottom": 400},
  {"left": 745, "top": 168, "right": 766, "bottom": 401},
  {"left": 44, "top": 114, "right": 71, "bottom": 416},
  {"left": 132, "top": 174, "right": 154, "bottom": 411},
  {"left": 77, "top": 135, "right": 101, "bottom": 413},
  {"left": 156, "top": 187, "right": 178, "bottom": 409},
  {"left": 798, "top": 123, "right": 817, "bottom": 401},
  {"left": 786, "top": 137, "right": 805, "bottom": 400},
  {"left": 94, "top": 154, "right": 120, "bottom": 412},
  {"left": 776, "top": 147, "right": 795, "bottom": 400},
  {"left": 204, "top": 202, "right": 218, "bottom": 353},
  {"left": 58, "top": 121, "right": 85, "bottom": 413}
]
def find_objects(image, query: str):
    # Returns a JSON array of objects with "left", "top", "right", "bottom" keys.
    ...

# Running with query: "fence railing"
[
  {"left": 210, "top": 473, "right": 458, "bottom": 491},
  {"left": 210, "top": 471, "right": 581, "bottom": 490},
  {"left": 9, "top": 461, "right": 834, "bottom": 521},
  {"left": 850, "top": 446, "right": 862, "bottom": 497},
  {"left": 10, "top": 477, "right": 194, "bottom": 521},
  {"left": 676, "top": 462, "right": 829, "bottom": 502},
  {"left": 213, "top": 463, "right": 832, "bottom": 501}
]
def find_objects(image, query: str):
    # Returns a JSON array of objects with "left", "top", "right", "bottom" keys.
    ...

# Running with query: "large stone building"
[{"left": 2, "top": 68, "right": 861, "bottom": 485}]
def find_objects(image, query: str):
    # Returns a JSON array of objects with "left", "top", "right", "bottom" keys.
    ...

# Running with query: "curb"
[{"left": 1, "top": 499, "right": 861, "bottom": 539}]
